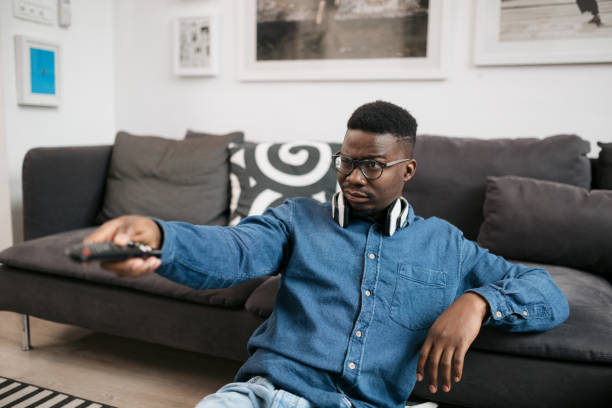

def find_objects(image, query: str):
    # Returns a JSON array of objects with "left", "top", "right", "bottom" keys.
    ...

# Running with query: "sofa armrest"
[{"left": 22, "top": 145, "right": 112, "bottom": 240}]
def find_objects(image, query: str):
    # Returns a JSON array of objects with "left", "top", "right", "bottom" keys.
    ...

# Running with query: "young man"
[{"left": 86, "top": 101, "right": 569, "bottom": 408}]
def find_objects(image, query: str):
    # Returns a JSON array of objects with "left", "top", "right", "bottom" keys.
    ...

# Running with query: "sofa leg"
[{"left": 21, "top": 314, "right": 31, "bottom": 351}]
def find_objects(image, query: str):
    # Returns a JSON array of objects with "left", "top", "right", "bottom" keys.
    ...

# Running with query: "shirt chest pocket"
[{"left": 389, "top": 264, "right": 449, "bottom": 331}]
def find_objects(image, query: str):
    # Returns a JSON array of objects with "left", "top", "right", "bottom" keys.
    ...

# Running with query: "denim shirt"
[{"left": 156, "top": 198, "right": 569, "bottom": 408}]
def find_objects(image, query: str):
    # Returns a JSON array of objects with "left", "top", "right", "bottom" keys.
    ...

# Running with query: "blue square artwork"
[{"left": 30, "top": 48, "right": 55, "bottom": 95}]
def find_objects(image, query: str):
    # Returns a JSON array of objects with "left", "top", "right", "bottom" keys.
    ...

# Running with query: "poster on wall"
[
  {"left": 237, "top": 0, "right": 450, "bottom": 81},
  {"left": 15, "top": 35, "right": 60, "bottom": 107},
  {"left": 474, "top": 0, "right": 612, "bottom": 65},
  {"left": 173, "top": 15, "right": 219, "bottom": 76}
]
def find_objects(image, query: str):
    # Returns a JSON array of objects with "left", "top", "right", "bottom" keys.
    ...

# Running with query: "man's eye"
[
  {"left": 364, "top": 161, "right": 379, "bottom": 168},
  {"left": 340, "top": 157, "right": 352, "bottom": 165}
]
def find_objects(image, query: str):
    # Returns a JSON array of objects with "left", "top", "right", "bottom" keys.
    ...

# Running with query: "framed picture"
[
  {"left": 237, "top": 0, "right": 450, "bottom": 81},
  {"left": 474, "top": 0, "right": 612, "bottom": 66},
  {"left": 15, "top": 35, "right": 60, "bottom": 107},
  {"left": 173, "top": 15, "right": 219, "bottom": 76}
]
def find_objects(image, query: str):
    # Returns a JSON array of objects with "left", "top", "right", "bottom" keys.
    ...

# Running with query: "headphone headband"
[{"left": 332, "top": 192, "right": 409, "bottom": 236}]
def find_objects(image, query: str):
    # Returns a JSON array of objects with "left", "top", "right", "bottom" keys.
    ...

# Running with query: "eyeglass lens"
[{"left": 334, "top": 156, "right": 383, "bottom": 179}]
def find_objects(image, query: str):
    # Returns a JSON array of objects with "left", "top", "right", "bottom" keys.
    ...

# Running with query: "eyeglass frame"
[{"left": 332, "top": 153, "right": 413, "bottom": 180}]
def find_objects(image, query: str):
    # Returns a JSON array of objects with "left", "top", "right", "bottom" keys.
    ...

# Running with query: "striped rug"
[{"left": 0, "top": 377, "right": 115, "bottom": 408}]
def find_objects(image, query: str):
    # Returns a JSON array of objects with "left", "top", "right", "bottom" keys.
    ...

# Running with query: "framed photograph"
[
  {"left": 237, "top": 0, "right": 450, "bottom": 81},
  {"left": 173, "top": 15, "right": 219, "bottom": 76},
  {"left": 474, "top": 0, "right": 612, "bottom": 66},
  {"left": 15, "top": 35, "right": 60, "bottom": 107}
]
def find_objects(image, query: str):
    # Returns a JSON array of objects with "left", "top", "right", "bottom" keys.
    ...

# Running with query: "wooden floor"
[{"left": 0, "top": 311, "right": 242, "bottom": 408}]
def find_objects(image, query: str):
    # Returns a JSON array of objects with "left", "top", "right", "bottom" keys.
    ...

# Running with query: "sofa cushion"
[
  {"left": 473, "top": 262, "right": 612, "bottom": 364},
  {"left": 97, "top": 131, "right": 243, "bottom": 226},
  {"left": 245, "top": 275, "right": 281, "bottom": 318},
  {"left": 228, "top": 141, "right": 341, "bottom": 225},
  {"left": 477, "top": 176, "right": 612, "bottom": 278},
  {"left": 404, "top": 134, "right": 591, "bottom": 240},
  {"left": 0, "top": 228, "right": 265, "bottom": 308},
  {"left": 185, "top": 129, "right": 244, "bottom": 141},
  {"left": 596, "top": 141, "right": 612, "bottom": 189}
]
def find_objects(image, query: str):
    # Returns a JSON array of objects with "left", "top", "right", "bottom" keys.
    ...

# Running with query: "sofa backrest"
[
  {"left": 23, "top": 145, "right": 112, "bottom": 240},
  {"left": 403, "top": 134, "right": 591, "bottom": 240}
]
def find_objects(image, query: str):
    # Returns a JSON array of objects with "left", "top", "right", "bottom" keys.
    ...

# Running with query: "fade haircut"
[{"left": 347, "top": 100, "right": 417, "bottom": 155}]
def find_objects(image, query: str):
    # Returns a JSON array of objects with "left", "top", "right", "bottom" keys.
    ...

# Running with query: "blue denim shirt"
[{"left": 156, "top": 198, "right": 569, "bottom": 408}]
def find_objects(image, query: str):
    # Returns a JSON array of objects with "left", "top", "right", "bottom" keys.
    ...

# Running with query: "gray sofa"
[{"left": 1, "top": 134, "right": 611, "bottom": 408}]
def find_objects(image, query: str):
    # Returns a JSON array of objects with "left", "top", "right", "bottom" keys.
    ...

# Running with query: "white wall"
[
  {"left": 0, "top": 0, "right": 116, "bottom": 242},
  {"left": 114, "top": 0, "right": 612, "bottom": 148},
  {"left": 0, "top": 60, "right": 13, "bottom": 251}
]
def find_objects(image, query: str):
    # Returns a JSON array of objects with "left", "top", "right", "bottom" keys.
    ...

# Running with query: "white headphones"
[{"left": 332, "top": 192, "right": 409, "bottom": 236}]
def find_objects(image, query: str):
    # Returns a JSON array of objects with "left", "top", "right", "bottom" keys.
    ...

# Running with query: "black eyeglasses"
[{"left": 332, "top": 153, "right": 412, "bottom": 180}]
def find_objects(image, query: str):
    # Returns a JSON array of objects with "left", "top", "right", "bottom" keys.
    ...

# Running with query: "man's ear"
[{"left": 403, "top": 159, "right": 417, "bottom": 182}]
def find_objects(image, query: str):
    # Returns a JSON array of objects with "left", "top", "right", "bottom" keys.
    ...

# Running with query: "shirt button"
[
  {"left": 348, "top": 362, "right": 356, "bottom": 370},
  {"left": 355, "top": 330, "right": 362, "bottom": 338},
  {"left": 522, "top": 310, "right": 528, "bottom": 316},
  {"left": 495, "top": 311, "right": 502, "bottom": 318},
  {"left": 368, "top": 253, "right": 375, "bottom": 260},
  {"left": 365, "top": 290, "right": 371, "bottom": 297}
]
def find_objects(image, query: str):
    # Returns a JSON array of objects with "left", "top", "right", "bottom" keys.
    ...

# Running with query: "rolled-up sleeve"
[
  {"left": 154, "top": 201, "right": 293, "bottom": 290},
  {"left": 459, "top": 237, "right": 569, "bottom": 332}
]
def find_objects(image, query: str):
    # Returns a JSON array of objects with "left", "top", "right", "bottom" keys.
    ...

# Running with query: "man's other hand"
[
  {"left": 83, "top": 215, "right": 162, "bottom": 277},
  {"left": 416, "top": 292, "right": 489, "bottom": 394}
]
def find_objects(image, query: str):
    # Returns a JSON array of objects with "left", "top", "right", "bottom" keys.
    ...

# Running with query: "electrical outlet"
[
  {"left": 13, "top": 0, "right": 56, "bottom": 25},
  {"left": 58, "top": 0, "right": 71, "bottom": 28}
]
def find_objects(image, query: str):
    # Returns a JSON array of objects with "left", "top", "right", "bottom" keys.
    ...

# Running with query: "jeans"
[{"left": 195, "top": 376, "right": 351, "bottom": 408}]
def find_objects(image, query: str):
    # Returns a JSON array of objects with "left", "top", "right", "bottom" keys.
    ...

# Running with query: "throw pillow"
[
  {"left": 97, "top": 130, "right": 243, "bottom": 226},
  {"left": 228, "top": 141, "right": 341, "bottom": 225},
  {"left": 404, "top": 134, "right": 591, "bottom": 240},
  {"left": 185, "top": 129, "right": 244, "bottom": 141},
  {"left": 596, "top": 141, "right": 612, "bottom": 190},
  {"left": 477, "top": 175, "right": 612, "bottom": 278}
]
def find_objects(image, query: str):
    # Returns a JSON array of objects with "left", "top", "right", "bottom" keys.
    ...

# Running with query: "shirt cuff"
[
  {"left": 150, "top": 218, "right": 176, "bottom": 267},
  {"left": 466, "top": 286, "right": 508, "bottom": 326}
]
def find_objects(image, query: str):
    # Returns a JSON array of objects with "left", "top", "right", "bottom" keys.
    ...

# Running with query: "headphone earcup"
[
  {"left": 332, "top": 192, "right": 350, "bottom": 228},
  {"left": 383, "top": 197, "right": 409, "bottom": 236}
]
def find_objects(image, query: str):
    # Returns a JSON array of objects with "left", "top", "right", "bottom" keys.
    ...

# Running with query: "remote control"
[{"left": 65, "top": 241, "right": 161, "bottom": 262}]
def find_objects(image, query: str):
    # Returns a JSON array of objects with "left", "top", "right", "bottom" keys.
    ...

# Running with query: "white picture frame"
[
  {"left": 173, "top": 15, "right": 219, "bottom": 76},
  {"left": 15, "top": 35, "right": 60, "bottom": 107},
  {"left": 474, "top": 0, "right": 612, "bottom": 66},
  {"left": 236, "top": 0, "right": 450, "bottom": 81}
]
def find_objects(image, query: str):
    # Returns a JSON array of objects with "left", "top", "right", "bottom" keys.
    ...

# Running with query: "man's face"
[{"left": 338, "top": 129, "right": 416, "bottom": 219}]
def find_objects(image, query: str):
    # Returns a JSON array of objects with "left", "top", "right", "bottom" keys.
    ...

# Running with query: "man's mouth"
[{"left": 344, "top": 190, "right": 371, "bottom": 204}]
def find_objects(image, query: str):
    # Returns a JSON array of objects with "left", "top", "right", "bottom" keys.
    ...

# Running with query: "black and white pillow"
[{"left": 228, "top": 141, "right": 341, "bottom": 225}]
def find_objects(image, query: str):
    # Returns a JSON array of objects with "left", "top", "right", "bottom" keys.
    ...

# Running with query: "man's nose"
[{"left": 345, "top": 165, "right": 367, "bottom": 185}]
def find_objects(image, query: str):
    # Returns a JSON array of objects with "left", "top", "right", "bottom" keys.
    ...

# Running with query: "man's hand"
[
  {"left": 83, "top": 215, "right": 162, "bottom": 277},
  {"left": 416, "top": 292, "right": 489, "bottom": 394}
]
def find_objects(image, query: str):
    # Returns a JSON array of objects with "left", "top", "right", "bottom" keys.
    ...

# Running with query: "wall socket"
[
  {"left": 13, "top": 0, "right": 56, "bottom": 25},
  {"left": 58, "top": 0, "right": 71, "bottom": 28}
]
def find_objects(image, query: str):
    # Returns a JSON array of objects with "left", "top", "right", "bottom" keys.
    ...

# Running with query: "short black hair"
[{"left": 347, "top": 100, "right": 417, "bottom": 153}]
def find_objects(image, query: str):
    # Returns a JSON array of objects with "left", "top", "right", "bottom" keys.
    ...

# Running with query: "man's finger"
[
  {"left": 83, "top": 218, "right": 124, "bottom": 244},
  {"left": 440, "top": 347, "right": 454, "bottom": 392},
  {"left": 101, "top": 257, "right": 160, "bottom": 277},
  {"left": 453, "top": 344, "right": 468, "bottom": 383},
  {"left": 416, "top": 339, "right": 432, "bottom": 382},
  {"left": 426, "top": 345, "right": 443, "bottom": 393}
]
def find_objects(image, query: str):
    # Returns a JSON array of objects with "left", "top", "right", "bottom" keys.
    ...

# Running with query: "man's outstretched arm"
[{"left": 84, "top": 201, "right": 294, "bottom": 288}]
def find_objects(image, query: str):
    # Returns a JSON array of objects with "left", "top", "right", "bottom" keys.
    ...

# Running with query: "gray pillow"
[
  {"left": 403, "top": 134, "right": 591, "bottom": 240},
  {"left": 228, "top": 141, "right": 341, "bottom": 225},
  {"left": 185, "top": 129, "right": 244, "bottom": 141},
  {"left": 97, "top": 131, "right": 243, "bottom": 225},
  {"left": 596, "top": 141, "right": 612, "bottom": 190},
  {"left": 477, "top": 175, "right": 612, "bottom": 278}
]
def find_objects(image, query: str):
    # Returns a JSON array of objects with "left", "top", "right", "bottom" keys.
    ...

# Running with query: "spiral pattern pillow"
[{"left": 228, "top": 141, "right": 341, "bottom": 225}]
